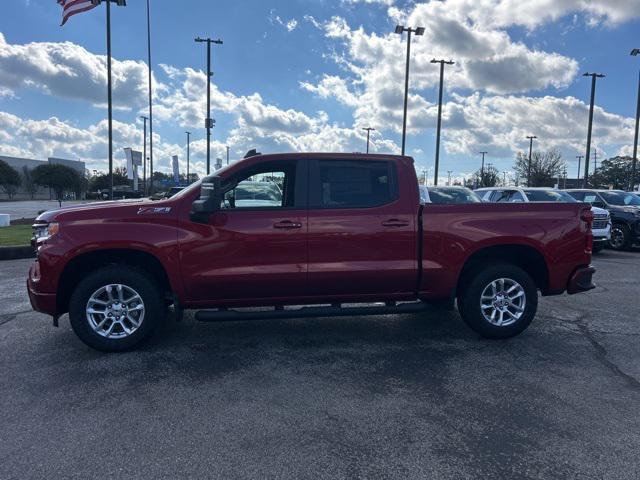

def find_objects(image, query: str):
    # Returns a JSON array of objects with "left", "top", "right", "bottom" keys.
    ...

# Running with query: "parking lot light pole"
[
  {"left": 526, "top": 136, "right": 537, "bottom": 187},
  {"left": 140, "top": 115, "right": 148, "bottom": 193},
  {"left": 195, "top": 36, "right": 223, "bottom": 175},
  {"left": 583, "top": 72, "right": 605, "bottom": 188},
  {"left": 185, "top": 131, "right": 191, "bottom": 185},
  {"left": 395, "top": 25, "right": 425, "bottom": 156},
  {"left": 362, "top": 127, "right": 375, "bottom": 154},
  {"left": 431, "top": 59, "right": 454, "bottom": 185},
  {"left": 631, "top": 49, "right": 640, "bottom": 191},
  {"left": 576, "top": 155, "right": 583, "bottom": 182}
]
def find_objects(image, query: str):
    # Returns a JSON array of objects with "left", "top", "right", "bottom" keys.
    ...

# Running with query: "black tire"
[
  {"left": 610, "top": 224, "right": 631, "bottom": 251},
  {"left": 68, "top": 265, "right": 165, "bottom": 352},
  {"left": 457, "top": 263, "right": 538, "bottom": 339}
]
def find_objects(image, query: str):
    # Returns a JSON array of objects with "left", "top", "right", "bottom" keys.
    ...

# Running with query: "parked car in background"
[
  {"left": 150, "top": 186, "right": 185, "bottom": 200},
  {"left": 477, "top": 187, "right": 611, "bottom": 253},
  {"left": 28, "top": 153, "right": 596, "bottom": 351},
  {"left": 97, "top": 186, "right": 144, "bottom": 200},
  {"left": 567, "top": 190, "right": 640, "bottom": 251},
  {"left": 419, "top": 186, "right": 482, "bottom": 204}
]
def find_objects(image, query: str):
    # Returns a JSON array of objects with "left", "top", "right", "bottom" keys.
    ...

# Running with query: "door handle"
[
  {"left": 273, "top": 220, "right": 302, "bottom": 229},
  {"left": 382, "top": 219, "right": 409, "bottom": 228}
]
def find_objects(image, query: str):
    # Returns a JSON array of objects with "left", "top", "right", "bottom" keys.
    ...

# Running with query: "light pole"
[
  {"left": 226, "top": 145, "right": 230, "bottom": 165},
  {"left": 479, "top": 151, "right": 488, "bottom": 187},
  {"left": 395, "top": 25, "right": 425, "bottom": 156},
  {"left": 526, "top": 135, "right": 537, "bottom": 187},
  {"left": 195, "top": 36, "right": 223, "bottom": 174},
  {"left": 631, "top": 49, "right": 640, "bottom": 191},
  {"left": 447, "top": 170, "right": 453, "bottom": 186},
  {"left": 583, "top": 72, "right": 605, "bottom": 188},
  {"left": 362, "top": 127, "right": 375, "bottom": 154},
  {"left": 145, "top": 0, "right": 154, "bottom": 194},
  {"left": 140, "top": 115, "right": 147, "bottom": 193},
  {"left": 503, "top": 171, "right": 507, "bottom": 186},
  {"left": 185, "top": 131, "right": 191, "bottom": 184},
  {"left": 576, "top": 155, "right": 583, "bottom": 182},
  {"left": 431, "top": 59, "right": 454, "bottom": 185}
]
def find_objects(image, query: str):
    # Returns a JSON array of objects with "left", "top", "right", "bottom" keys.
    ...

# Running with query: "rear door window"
[{"left": 309, "top": 160, "right": 397, "bottom": 208}]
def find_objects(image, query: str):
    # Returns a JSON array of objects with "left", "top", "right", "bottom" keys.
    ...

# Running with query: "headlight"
[{"left": 32, "top": 222, "right": 60, "bottom": 244}]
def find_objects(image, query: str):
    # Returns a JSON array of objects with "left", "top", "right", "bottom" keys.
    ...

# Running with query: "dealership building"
[{"left": 0, "top": 155, "right": 86, "bottom": 200}]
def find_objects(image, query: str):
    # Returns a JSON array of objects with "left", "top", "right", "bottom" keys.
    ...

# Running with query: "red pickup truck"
[{"left": 28, "top": 153, "right": 596, "bottom": 351}]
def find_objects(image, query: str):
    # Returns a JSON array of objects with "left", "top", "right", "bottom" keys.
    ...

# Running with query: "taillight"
[{"left": 581, "top": 207, "right": 594, "bottom": 254}]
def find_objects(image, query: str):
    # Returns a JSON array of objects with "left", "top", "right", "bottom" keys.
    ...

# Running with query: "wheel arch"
[
  {"left": 57, "top": 248, "right": 174, "bottom": 314},
  {"left": 456, "top": 244, "right": 550, "bottom": 297}
]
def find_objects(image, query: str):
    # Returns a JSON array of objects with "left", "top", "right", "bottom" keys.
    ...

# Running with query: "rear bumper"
[{"left": 567, "top": 265, "right": 596, "bottom": 295}]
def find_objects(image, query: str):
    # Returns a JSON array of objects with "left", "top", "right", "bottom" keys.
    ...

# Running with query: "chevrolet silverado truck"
[{"left": 28, "top": 153, "right": 596, "bottom": 351}]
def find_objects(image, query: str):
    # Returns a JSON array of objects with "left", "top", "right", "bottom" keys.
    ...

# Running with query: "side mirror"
[{"left": 190, "top": 176, "right": 222, "bottom": 223}]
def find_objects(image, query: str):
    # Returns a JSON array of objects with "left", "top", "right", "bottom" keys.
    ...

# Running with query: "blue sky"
[{"left": 1, "top": 0, "right": 639, "bottom": 182}]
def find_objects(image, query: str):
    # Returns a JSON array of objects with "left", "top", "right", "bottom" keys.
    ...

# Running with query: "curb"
[{"left": 0, "top": 246, "right": 35, "bottom": 261}]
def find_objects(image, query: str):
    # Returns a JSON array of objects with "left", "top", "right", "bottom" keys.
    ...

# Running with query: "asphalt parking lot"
[{"left": 1, "top": 251, "right": 639, "bottom": 479}]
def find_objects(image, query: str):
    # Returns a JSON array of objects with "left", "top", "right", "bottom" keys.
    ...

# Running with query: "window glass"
[
  {"left": 316, "top": 160, "right": 396, "bottom": 208},
  {"left": 490, "top": 190, "right": 505, "bottom": 202},
  {"left": 600, "top": 191, "right": 640, "bottom": 206},
  {"left": 427, "top": 187, "right": 482, "bottom": 204},
  {"left": 567, "top": 191, "right": 584, "bottom": 201},
  {"left": 583, "top": 194, "right": 600, "bottom": 204},
  {"left": 523, "top": 190, "right": 577, "bottom": 202},
  {"left": 222, "top": 162, "right": 295, "bottom": 209}
]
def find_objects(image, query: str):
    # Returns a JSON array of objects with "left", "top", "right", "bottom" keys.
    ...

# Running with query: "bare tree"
[{"left": 514, "top": 149, "right": 565, "bottom": 187}]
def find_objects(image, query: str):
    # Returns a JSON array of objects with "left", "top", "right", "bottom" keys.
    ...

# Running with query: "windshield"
[
  {"left": 600, "top": 191, "right": 640, "bottom": 206},
  {"left": 167, "top": 180, "right": 201, "bottom": 200},
  {"left": 523, "top": 190, "right": 577, "bottom": 202},
  {"left": 428, "top": 187, "right": 482, "bottom": 204}
]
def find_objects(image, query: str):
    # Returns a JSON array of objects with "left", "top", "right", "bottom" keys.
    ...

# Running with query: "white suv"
[{"left": 476, "top": 187, "right": 612, "bottom": 253}]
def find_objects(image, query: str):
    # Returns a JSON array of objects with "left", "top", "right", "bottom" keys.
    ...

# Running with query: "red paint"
[{"left": 27, "top": 153, "right": 594, "bottom": 317}]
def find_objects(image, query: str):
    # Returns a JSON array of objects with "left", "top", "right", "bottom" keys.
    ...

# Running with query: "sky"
[{"left": 1, "top": 0, "right": 639, "bottom": 183}]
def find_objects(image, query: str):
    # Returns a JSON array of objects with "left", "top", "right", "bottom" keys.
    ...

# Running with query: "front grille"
[{"left": 593, "top": 220, "right": 608, "bottom": 230}]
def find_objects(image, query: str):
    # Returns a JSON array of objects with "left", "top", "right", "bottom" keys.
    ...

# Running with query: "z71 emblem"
[{"left": 137, "top": 207, "right": 172, "bottom": 215}]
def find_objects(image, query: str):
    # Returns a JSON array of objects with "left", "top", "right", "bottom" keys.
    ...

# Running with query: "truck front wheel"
[
  {"left": 457, "top": 264, "right": 538, "bottom": 339},
  {"left": 68, "top": 265, "right": 165, "bottom": 352}
]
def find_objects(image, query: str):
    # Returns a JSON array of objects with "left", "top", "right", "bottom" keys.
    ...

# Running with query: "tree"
[
  {"left": 513, "top": 149, "right": 565, "bottom": 187},
  {"left": 0, "top": 159, "right": 21, "bottom": 200},
  {"left": 31, "top": 164, "right": 81, "bottom": 207},
  {"left": 22, "top": 166, "right": 39, "bottom": 200},
  {"left": 88, "top": 167, "right": 129, "bottom": 192},
  {"left": 589, "top": 156, "right": 634, "bottom": 190},
  {"left": 472, "top": 164, "right": 500, "bottom": 188}
]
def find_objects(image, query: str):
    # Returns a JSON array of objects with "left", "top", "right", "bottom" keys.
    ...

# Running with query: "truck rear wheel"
[
  {"left": 68, "top": 265, "right": 164, "bottom": 352},
  {"left": 457, "top": 264, "right": 538, "bottom": 339}
]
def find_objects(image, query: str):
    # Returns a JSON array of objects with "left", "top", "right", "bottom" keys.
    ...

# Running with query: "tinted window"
[
  {"left": 428, "top": 187, "right": 481, "bottom": 204},
  {"left": 494, "top": 190, "right": 524, "bottom": 202},
  {"left": 567, "top": 191, "right": 584, "bottom": 201},
  {"left": 315, "top": 160, "right": 396, "bottom": 208},
  {"left": 523, "top": 190, "right": 577, "bottom": 202},
  {"left": 600, "top": 191, "right": 640, "bottom": 206}
]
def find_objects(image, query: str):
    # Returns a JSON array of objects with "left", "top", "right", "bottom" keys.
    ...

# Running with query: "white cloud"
[{"left": 0, "top": 33, "right": 162, "bottom": 109}]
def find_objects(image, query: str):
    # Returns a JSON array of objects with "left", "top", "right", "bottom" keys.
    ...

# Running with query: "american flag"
[{"left": 57, "top": 0, "right": 98, "bottom": 26}]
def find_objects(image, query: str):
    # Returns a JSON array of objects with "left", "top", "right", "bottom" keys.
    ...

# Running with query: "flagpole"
[{"left": 106, "top": 0, "right": 114, "bottom": 200}]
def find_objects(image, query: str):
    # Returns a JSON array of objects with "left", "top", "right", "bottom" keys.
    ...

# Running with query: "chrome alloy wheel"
[
  {"left": 85, "top": 284, "right": 145, "bottom": 339},
  {"left": 480, "top": 278, "right": 526, "bottom": 327}
]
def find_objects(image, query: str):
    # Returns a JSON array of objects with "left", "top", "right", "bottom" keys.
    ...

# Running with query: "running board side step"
[{"left": 195, "top": 301, "right": 429, "bottom": 323}]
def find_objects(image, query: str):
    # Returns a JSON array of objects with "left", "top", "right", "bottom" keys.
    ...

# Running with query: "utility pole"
[
  {"left": 447, "top": 170, "right": 453, "bottom": 186},
  {"left": 583, "top": 72, "right": 605, "bottom": 188},
  {"left": 185, "top": 131, "right": 191, "bottom": 184},
  {"left": 145, "top": 0, "right": 154, "bottom": 194},
  {"left": 593, "top": 148, "right": 598, "bottom": 174},
  {"left": 503, "top": 171, "right": 507, "bottom": 186},
  {"left": 563, "top": 166, "right": 567, "bottom": 189},
  {"left": 431, "top": 59, "right": 454, "bottom": 185},
  {"left": 362, "top": 127, "right": 375, "bottom": 154},
  {"left": 226, "top": 145, "right": 230, "bottom": 165},
  {"left": 395, "top": 25, "right": 425, "bottom": 156},
  {"left": 526, "top": 135, "right": 537, "bottom": 187},
  {"left": 479, "top": 151, "right": 487, "bottom": 176},
  {"left": 195, "top": 36, "right": 223, "bottom": 175},
  {"left": 631, "top": 49, "right": 640, "bottom": 191},
  {"left": 140, "top": 115, "right": 147, "bottom": 194},
  {"left": 576, "top": 155, "right": 583, "bottom": 182}
]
